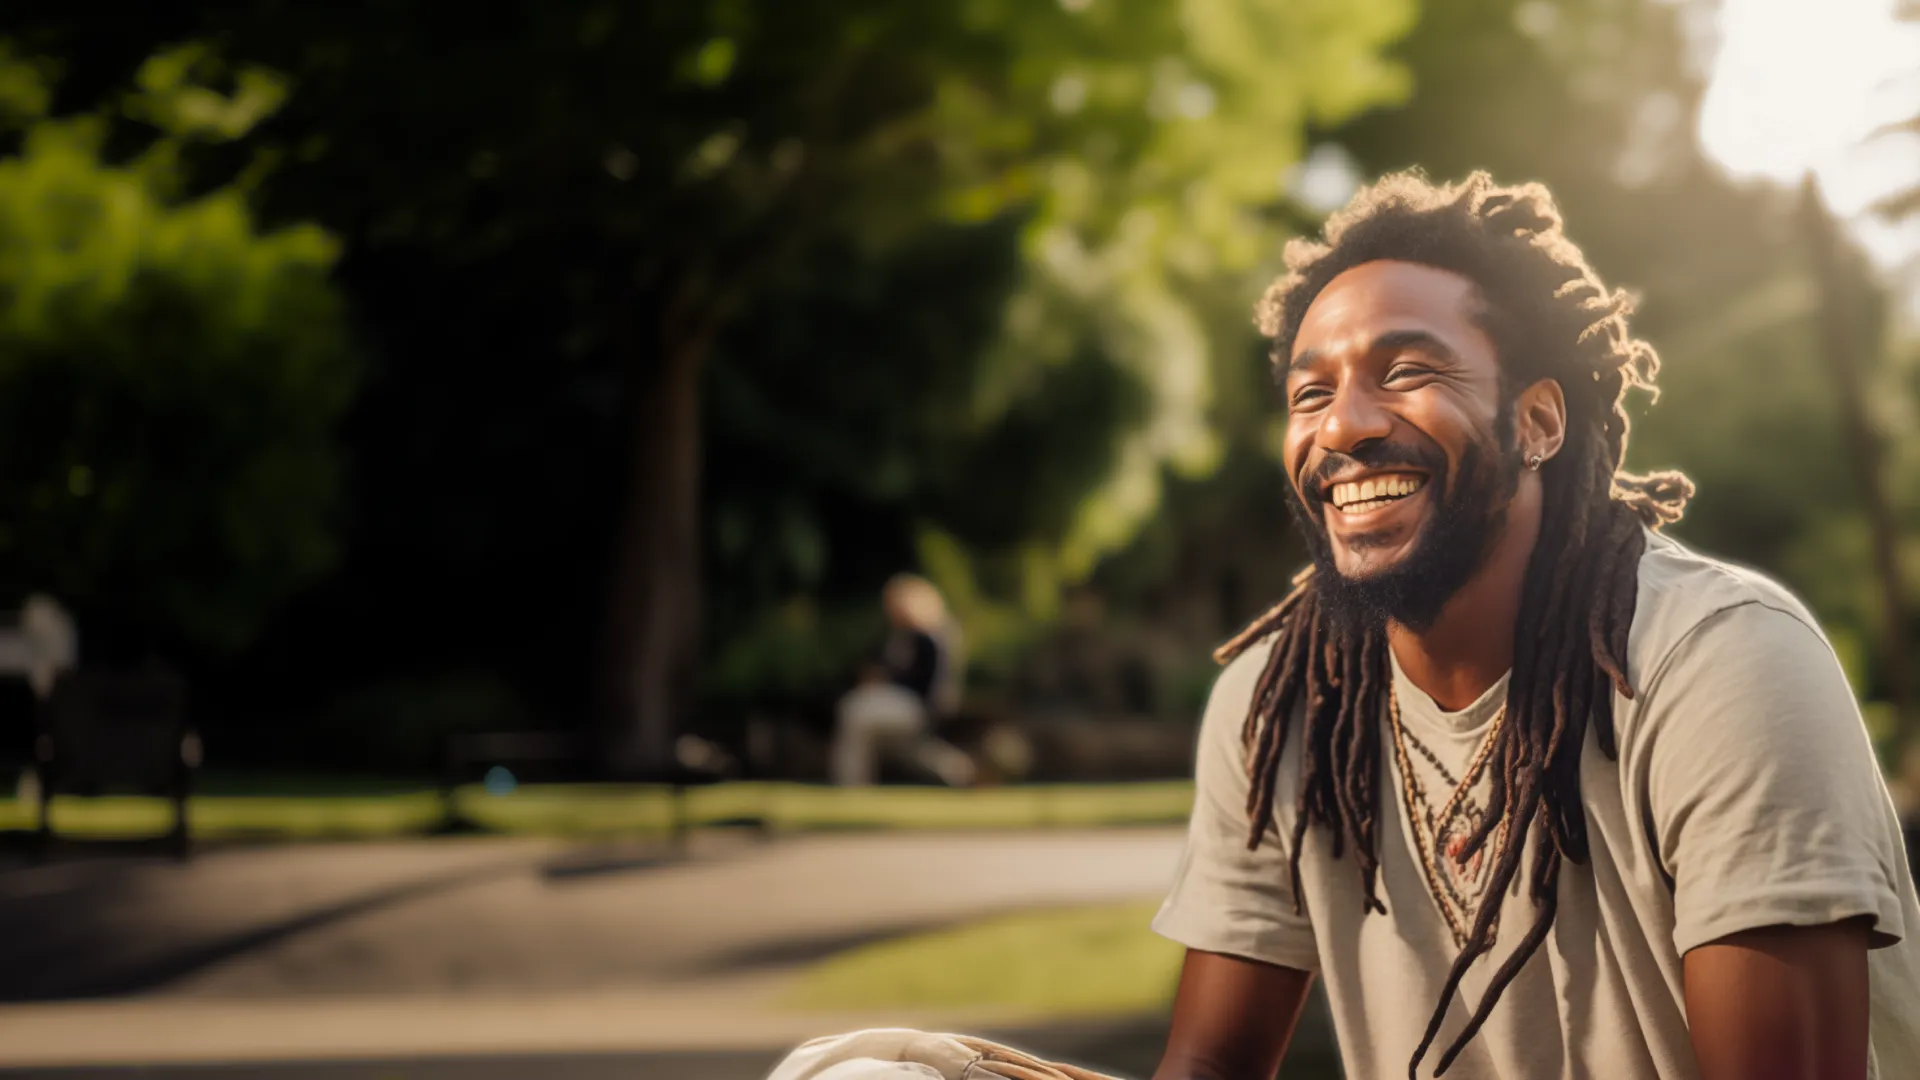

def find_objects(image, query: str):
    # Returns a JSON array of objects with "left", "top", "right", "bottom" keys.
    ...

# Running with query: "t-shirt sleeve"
[
  {"left": 1151, "top": 643, "right": 1319, "bottom": 971},
  {"left": 1641, "top": 601, "right": 1909, "bottom": 956}
]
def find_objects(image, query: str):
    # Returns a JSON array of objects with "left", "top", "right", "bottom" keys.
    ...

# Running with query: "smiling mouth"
[{"left": 1326, "top": 473, "right": 1427, "bottom": 515}]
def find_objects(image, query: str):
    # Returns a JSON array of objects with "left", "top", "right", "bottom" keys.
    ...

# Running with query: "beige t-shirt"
[{"left": 1153, "top": 530, "right": 1920, "bottom": 1079}]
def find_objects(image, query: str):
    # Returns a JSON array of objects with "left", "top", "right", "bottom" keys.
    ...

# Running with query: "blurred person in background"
[{"left": 830, "top": 574, "right": 976, "bottom": 788}]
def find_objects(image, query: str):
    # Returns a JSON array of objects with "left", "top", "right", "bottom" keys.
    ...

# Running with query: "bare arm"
[
  {"left": 1683, "top": 918, "right": 1872, "bottom": 1080},
  {"left": 1153, "top": 949, "right": 1315, "bottom": 1080}
]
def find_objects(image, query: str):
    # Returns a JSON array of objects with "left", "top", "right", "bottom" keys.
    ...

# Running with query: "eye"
[
  {"left": 1385, "top": 361, "right": 1434, "bottom": 384},
  {"left": 1289, "top": 386, "right": 1331, "bottom": 411}
]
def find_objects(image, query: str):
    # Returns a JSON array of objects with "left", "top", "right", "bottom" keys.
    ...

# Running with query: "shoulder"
[
  {"left": 1205, "top": 637, "right": 1279, "bottom": 729},
  {"left": 1626, "top": 528, "right": 1837, "bottom": 692},
  {"left": 1187, "top": 634, "right": 1284, "bottom": 779},
  {"left": 1618, "top": 535, "right": 1884, "bottom": 851}
]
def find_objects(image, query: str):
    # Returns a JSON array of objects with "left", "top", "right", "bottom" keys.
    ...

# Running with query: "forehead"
[{"left": 1290, "top": 260, "right": 1492, "bottom": 365}]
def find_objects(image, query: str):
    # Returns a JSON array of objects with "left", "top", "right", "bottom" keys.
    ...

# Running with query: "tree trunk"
[
  {"left": 598, "top": 305, "right": 711, "bottom": 777},
  {"left": 1798, "top": 177, "right": 1914, "bottom": 736}
]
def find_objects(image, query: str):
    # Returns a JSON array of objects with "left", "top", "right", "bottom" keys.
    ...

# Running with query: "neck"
[{"left": 1386, "top": 484, "right": 1542, "bottom": 712}]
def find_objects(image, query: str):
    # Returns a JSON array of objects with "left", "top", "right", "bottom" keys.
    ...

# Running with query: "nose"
[{"left": 1316, "top": 379, "right": 1394, "bottom": 455}]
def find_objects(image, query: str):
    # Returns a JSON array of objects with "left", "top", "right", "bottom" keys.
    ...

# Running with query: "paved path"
[{"left": 0, "top": 829, "right": 1192, "bottom": 1073}]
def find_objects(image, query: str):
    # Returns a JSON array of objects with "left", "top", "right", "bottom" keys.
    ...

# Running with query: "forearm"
[{"left": 1153, "top": 951, "right": 1313, "bottom": 1080}]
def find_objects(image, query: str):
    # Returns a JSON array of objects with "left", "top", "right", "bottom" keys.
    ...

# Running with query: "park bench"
[{"left": 32, "top": 668, "right": 198, "bottom": 858}]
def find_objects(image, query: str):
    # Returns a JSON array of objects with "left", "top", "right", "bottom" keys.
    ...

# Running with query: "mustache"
[{"left": 1302, "top": 440, "right": 1446, "bottom": 501}]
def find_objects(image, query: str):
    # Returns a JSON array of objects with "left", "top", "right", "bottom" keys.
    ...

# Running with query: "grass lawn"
[
  {"left": 784, "top": 900, "right": 1183, "bottom": 1017},
  {"left": 0, "top": 780, "right": 1195, "bottom": 841},
  {"left": 783, "top": 902, "right": 1347, "bottom": 1080}
]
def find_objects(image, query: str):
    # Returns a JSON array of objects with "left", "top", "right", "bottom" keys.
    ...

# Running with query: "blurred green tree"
[
  {"left": 0, "top": 43, "right": 355, "bottom": 660},
  {"left": 78, "top": 0, "right": 1414, "bottom": 771},
  {"left": 625, "top": 0, "right": 1416, "bottom": 770},
  {"left": 12, "top": 0, "right": 1909, "bottom": 773}
]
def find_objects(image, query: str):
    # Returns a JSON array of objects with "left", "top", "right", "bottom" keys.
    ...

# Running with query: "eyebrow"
[{"left": 1286, "top": 328, "right": 1458, "bottom": 376}]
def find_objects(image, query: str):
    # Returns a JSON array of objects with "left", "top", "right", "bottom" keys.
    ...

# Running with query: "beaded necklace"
[{"left": 1388, "top": 685, "right": 1512, "bottom": 949}]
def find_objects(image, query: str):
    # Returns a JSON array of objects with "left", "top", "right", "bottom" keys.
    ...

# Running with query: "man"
[
  {"left": 766, "top": 172, "right": 1920, "bottom": 1080},
  {"left": 1150, "top": 172, "right": 1920, "bottom": 1079}
]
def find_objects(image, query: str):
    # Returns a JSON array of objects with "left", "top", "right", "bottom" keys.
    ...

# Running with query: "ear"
[{"left": 1514, "top": 378, "right": 1567, "bottom": 465}]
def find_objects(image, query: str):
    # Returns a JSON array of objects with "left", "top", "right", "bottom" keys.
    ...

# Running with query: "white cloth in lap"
[{"left": 767, "top": 1029, "right": 1125, "bottom": 1080}]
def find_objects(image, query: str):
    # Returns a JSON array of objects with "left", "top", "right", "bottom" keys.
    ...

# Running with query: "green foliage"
[
  {"left": 0, "top": 42, "right": 54, "bottom": 125},
  {"left": 937, "top": 0, "right": 1416, "bottom": 588},
  {"left": 43, "top": 1, "right": 1893, "bottom": 762},
  {"left": 30, "top": 0, "right": 1414, "bottom": 725},
  {"left": 0, "top": 43, "right": 354, "bottom": 656},
  {"left": 654, "top": 0, "right": 1415, "bottom": 604},
  {"left": 670, "top": 1, "right": 1415, "bottom": 707},
  {"left": 122, "top": 42, "right": 288, "bottom": 145},
  {"left": 704, "top": 597, "right": 886, "bottom": 712}
]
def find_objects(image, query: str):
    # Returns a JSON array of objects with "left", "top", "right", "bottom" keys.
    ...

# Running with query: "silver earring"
[{"left": 1526, "top": 453, "right": 1544, "bottom": 471}]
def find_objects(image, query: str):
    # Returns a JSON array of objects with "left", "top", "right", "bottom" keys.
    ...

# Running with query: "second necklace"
[{"left": 1388, "top": 685, "right": 1513, "bottom": 950}]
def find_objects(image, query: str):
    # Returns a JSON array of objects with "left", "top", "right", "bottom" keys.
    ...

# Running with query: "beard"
[{"left": 1285, "top": 432, "right": 1520, "bottom": 636}]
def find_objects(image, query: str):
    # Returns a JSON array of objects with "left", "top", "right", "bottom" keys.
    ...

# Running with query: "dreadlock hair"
[{"left": 1215, "top": 172, "right": 1694, "bottom": 1079}]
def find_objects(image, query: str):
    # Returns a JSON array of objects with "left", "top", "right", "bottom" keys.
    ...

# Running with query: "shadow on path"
[
  {"left": 0, "top": 858, "right": 533, "bottom": 1002},
  {"left": 0, "top": 835, "right": 793, "bottom": 1002},
  {"left": 537, "top": 846, "right": 685, "bottom": 884},
  {"left": 683, "top": 914, "right": 977, "bottom": 976}
]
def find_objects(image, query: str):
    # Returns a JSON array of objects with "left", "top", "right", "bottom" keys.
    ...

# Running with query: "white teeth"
[{"left": 1329, "top": 473, "right": 1425, "bottom": 510}]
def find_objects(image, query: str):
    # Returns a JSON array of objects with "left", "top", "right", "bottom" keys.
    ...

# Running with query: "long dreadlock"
[{"left": 1215, "top": 172, "right": 1694, "bottom": 1079}]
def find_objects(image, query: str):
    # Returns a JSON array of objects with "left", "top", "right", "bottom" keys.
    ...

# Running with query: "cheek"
[
  {"left": 1458, "top": 406, "right": 1509, "bottom": 457},
  {"left": 1438, "top": 423, "right": 1508, "bottom": 494},
  {"left": 1281, "top": 428, "right": 1314, "bottom": 491},
  {"left": 1409, "top": 399, "right": 1494, "bottom": 463}
]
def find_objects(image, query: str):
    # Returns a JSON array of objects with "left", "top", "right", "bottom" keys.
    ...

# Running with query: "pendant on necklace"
[{"left": 1391, "top": 687, "right": 1509, "bottom": 950}]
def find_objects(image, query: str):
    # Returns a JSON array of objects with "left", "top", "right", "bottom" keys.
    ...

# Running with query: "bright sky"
[{"left": 1698, "top": 0, "right": 1920, "bottom": 284}]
